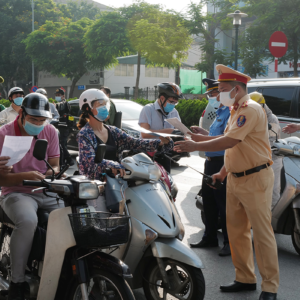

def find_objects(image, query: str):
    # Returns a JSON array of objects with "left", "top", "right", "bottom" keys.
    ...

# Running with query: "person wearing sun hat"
[{"left": 174, "top": 65, "right": 279, "bottom": 300}]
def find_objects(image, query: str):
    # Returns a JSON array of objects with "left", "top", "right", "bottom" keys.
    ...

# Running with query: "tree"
[
  {"left": 25, "top": 18, "right": 94, "bottom": 97},
  {"left": 0, "top": 0, "right": 60, "bottom": 97},
  {"left": 57, "top": 0, "right": 102, "bottom": 21},
  {"left": 185, "top": 1, "right": 238, "bottom": 78},
  {"left": 84, "top": 12, "right": 132, "bottom": 70},
  {"left": 124, "top": 1, "right": 193, "bottom": 99},
  {"left": 243, "top": 0, "right": 300, "bottom": 77}
]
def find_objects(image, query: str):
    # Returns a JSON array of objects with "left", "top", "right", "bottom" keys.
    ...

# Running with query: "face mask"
[
  {"left": 219, "top": 87, "right": 238, "bottom": 107},
  {"left": 13, "top": 97, "right": 23, "bottom": 106},
  {"left": 55, "top": 96, "right": 62, "bottom": 102},
  {"left": 23, "top": 121, "right": 45, "bottom": 136},
  {"left": 95, "top": 106, "right": 109, "bottom": 121},
  {"left": 208, "top": 96, "right": 219, "bottom": 108},
  {"left": 164, "top": 103, "right": 175, "bottom": 113}
]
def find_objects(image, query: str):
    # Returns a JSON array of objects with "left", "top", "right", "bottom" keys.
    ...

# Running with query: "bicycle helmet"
[
  {"left": 157, "top": 83, "right": 183, "bottom": 99},
  {"left": 36, "top": 88, "right": 47, "bottom": 96},
  {"left": 8, "top": 87, "right": 24, "bottom": 99},
  {"left": 21, "top": 93, "right": 52, "bottom": 118},
  {"left": 79, "top": 89, "right": 110, "bottom": 111}
]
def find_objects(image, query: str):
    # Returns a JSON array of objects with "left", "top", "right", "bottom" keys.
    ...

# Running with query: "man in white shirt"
[{"left": 0, "top": 87, "right": 24, "bottom": 124}]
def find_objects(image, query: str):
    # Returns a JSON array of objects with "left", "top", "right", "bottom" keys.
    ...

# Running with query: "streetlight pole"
[
  {"left": 227, "top": 10, "right": 248, "bottom": 71},
  {"left": 31, "top": 0, "right": 34, "bottom": 87}
]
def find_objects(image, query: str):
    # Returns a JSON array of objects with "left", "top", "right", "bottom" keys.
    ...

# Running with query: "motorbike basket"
[{"left": 68, "top": 212, "right": 130, "bottom": 248}]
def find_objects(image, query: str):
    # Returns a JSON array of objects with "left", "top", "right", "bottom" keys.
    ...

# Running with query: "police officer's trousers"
[
  {"left": 202, "top": 159, "right": 228, "bottom": 245},
  {"left": 226, "top": 167, "right": 279, "bottom": 293}
]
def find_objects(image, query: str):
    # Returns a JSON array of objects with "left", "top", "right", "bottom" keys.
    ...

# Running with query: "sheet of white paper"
[
  {"left": 122, "top": 122, "right": 179, "bottom": 138},
  {"left": 165, "top": 118, "right": 191, "bottom": 135},
  {"left": 1, "top": 136, "right": 33, "bottom": 166}
]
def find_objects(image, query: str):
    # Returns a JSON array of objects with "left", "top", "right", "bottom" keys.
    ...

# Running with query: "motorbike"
[
  {"left": 0, "top": 140, "right": 135, "bottom": 300},
  {"left": 271, "top": 135, "right": 300, "bottom": 255},
  {"left": 99, "top": 150, "right": 206, "bottom": 300}
]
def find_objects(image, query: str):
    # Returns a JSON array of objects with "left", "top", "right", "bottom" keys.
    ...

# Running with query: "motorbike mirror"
[
  {"left": 33, "top": 139, "right": 48, "bottom": 161},
  {"left": 33, "top": 139, "right": 55, "bottom": 181},
  {"left": 95, "top": 144, "right": 106, "bottom": 163},
  {"left": 268, "top": 123, "right": 279, "bottom": 143},
  {"left": 268, "top": 123, "right": 272, "bottom": 130}
]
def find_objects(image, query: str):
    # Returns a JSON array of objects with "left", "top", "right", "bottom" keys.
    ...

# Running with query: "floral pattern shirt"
[{"left": 77, "top": 123, "right": 174, "bottom": 180}]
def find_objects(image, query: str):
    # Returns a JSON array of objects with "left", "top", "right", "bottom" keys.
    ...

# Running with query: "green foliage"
[
  {"left": 242, "top": 0, "right": 300, "bottom": 77},
  {"left": 0, "top": 0, "right": 60, "bottom": 97},
  {"left": 0, "top": 99, "right": 11, "bottom": 108},
  {"left": 185, "top": 1, "right": 238, "bottom": 78},
  {"left": 25, "top": 17, "right": 94, "bottom": 98},
  {"left": 84, "top": 12, "right": 132, "bottom": 68},
  {"left": 57, "top": 0, "right": 102, "bottom": 21},
  {"left": 131, "top": 98, "right": 208, "bottom": 127},
  {"left": 181, "top": 87, "right": 195, "bottom": 94}
]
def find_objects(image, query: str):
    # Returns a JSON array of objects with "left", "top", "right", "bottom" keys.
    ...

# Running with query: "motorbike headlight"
[
  {"left": 147, "top": 164, "right": 161, "bottom": 181},
  {"left": 78, "top": 182, "right": 99, "bottom": 200}
]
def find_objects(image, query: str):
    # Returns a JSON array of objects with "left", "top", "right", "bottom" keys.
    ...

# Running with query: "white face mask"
[{"left": 219, "top": 87, "right": 238, "bottom": 107}]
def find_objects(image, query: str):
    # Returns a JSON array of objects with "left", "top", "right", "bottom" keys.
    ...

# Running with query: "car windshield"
[{"left": 115, "top": 101, "right": 143, "bottom": 120}]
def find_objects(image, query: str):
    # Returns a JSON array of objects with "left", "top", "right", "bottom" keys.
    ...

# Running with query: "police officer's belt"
[
  {"left": 206, "top": 156, "right": 224, "bottom": 161},
  {"left": 232, "top": 163, "right": 270, "bottom": 178}
]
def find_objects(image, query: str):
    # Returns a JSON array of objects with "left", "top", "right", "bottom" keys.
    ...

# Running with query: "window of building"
[
  {"left": 114, "top": 64, "right": 134, "bottom": 76},
  {"left": 261, "top": 87, "right": 295, "bottom": 117},
  {"left": 145, "top": 67, "right": 169, "bottom": 78}
]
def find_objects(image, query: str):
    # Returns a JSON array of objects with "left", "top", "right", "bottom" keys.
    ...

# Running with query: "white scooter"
[
  {"left": 100, "top": 151, "right": 206, "bottom": 300},
  {"left": 271, "top": 135, "right": 300, "bottom": 255},
  {"left": 0, "top": 140, "right": 135, "bottom": 300}
]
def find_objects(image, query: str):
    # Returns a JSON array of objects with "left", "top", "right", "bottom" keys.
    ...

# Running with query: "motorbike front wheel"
[
  {"left": 143, "top": 259, "right": 205, "bottom": 300},
  {"left": 291, "top": 223, "right": 300, "bottom": 255},
  {"left": 67, "top": 269, "right": 135, "bottom": 300}
]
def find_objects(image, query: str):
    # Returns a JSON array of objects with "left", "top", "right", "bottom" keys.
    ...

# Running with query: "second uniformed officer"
[{"left": 174, "top": 65, "right": 279, "bottom": 300}]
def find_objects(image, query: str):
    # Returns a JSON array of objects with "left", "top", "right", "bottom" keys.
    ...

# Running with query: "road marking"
[{"left": 271, "top": 42, "right": 286, "bottom": 47}]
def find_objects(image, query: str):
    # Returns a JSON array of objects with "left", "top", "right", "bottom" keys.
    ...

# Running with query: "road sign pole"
[{"left": 275, "top": 57, "right": 278, "bottom": 74}]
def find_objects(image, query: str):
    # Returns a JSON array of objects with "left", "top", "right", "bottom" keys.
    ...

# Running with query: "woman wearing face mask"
[
  {"left": 77, "top": 89, "right": 173, "bottom": 180},
  {"left": 0, "top": 87, "right": 24, "bottom": 125}
]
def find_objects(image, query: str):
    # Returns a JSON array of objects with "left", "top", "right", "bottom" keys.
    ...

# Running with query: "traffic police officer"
[
  {"left": 189, "top": 78, "right": 231, "bottom": 257},
  {"left": 55, "top": 88, "right": 74, "bottom": 166},
  {"left": 174, "top": 65, "right": 279, "bottom": 300}
]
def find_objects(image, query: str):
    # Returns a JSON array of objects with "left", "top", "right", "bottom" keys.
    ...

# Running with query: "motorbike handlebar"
[{"left": 23, "top": 180, "right": 46, "bottom": 187}]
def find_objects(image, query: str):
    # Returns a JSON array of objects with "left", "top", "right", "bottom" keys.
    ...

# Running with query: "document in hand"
[
  {"left": 1, "top": 136, "right": 33, "bottom": 166},
  {"left": 165, "top": 118, "right": 191, "bottom": 135}
]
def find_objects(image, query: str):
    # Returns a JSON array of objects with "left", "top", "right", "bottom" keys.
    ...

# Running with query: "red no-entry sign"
[
  {"left": 269, "top": 31, "right": 288, "bottom": 58},
  {"left": 269, "top": 31, "right": 288, "bottom": 73}
]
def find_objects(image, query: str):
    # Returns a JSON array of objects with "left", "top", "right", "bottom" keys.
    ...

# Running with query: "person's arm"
[
  {"left": 174, "top": 135, "right": 239, "bottom": 153},
  {"left": 0, "top": 171, "right": 45, "bottom": 187},
  {"left": 190, "top": 126, "right": 209, "bottom": 135},
  {"left": 282, "top": 123, "right": 300, "bottom": 134},
  {"left": 188, "top": 132, "right": 223, "bottom": 142},
  {"left": 52, "top": 105, "right": 60, "bottom": 120}
]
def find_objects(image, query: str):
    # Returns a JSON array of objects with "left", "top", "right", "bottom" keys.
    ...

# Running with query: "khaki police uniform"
[{"left": 217, "top": 65, "right": 279, "bottom": 293}]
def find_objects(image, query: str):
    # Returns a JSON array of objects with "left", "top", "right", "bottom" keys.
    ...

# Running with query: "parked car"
[
  {"left": 67, "top": 99, "right": 190, "bottom": 161},
  {"left": 199, "top": 78, "right": 300, "bottom": 157}
]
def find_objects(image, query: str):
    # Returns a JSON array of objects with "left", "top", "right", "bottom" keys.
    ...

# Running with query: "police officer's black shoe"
[
  {"left": 8, "top": 281, "right": 26, "bottom": 300},
  {"left": 190, "top": 239, "right": 218, "bottom": 248},
  {"left": 219, "top": 243, "right": 231, "bottom": 256},
  {"left": 220, "top": 281, "right": 256, "bottom": 292},
  {"left": 259, "top": 292, "right": 277, "bottom": 300}
]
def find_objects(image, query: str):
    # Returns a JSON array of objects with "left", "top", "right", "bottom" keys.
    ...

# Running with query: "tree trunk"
[
  {"left": 69, "top": 75, "right": 83, "bottom": 98},
  {"left": 175, "top": 65, "right": 180, "bottom": 85},
  {"left": 292, "top": 35, "right": 299, "bottom": 77},
  {"left": 134, "top": 52, "right": 141, "bottom": 100}
]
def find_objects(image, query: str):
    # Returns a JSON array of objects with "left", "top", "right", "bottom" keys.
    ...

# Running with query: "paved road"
[{"left": 68, "top": 151, "right": 300, "bottom": 300}]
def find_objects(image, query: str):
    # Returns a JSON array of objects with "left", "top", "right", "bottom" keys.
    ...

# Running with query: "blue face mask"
[
  {"left": 164, "top": 103, "right": 175, "bottom": 113},
  {"left": 13, "top": 97, "right": 23, "bottom": 106},
  {"left": 23, "top": 121, "right": 45, "bottom": 136},
  {"left": 208, "top": 96, "right": 219, "bottom": 108},
  {"left": 55, "top": 96, "right": 62, "bottom": 102},
  {"left": 95, "top": 106, "right": 109, "bottom": 121}
]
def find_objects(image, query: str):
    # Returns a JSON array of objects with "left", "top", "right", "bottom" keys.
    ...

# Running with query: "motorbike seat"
[{"left": 0, "top": 206, "right": 49, "bottom": 229}]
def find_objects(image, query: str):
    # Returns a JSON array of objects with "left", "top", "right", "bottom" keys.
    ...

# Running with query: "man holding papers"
[
  {"left": 0, "top": 93, "right": 63, "bottom": 300},
  {"left": 139, "top": 82, "right": 183, "bottom": 172}
]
